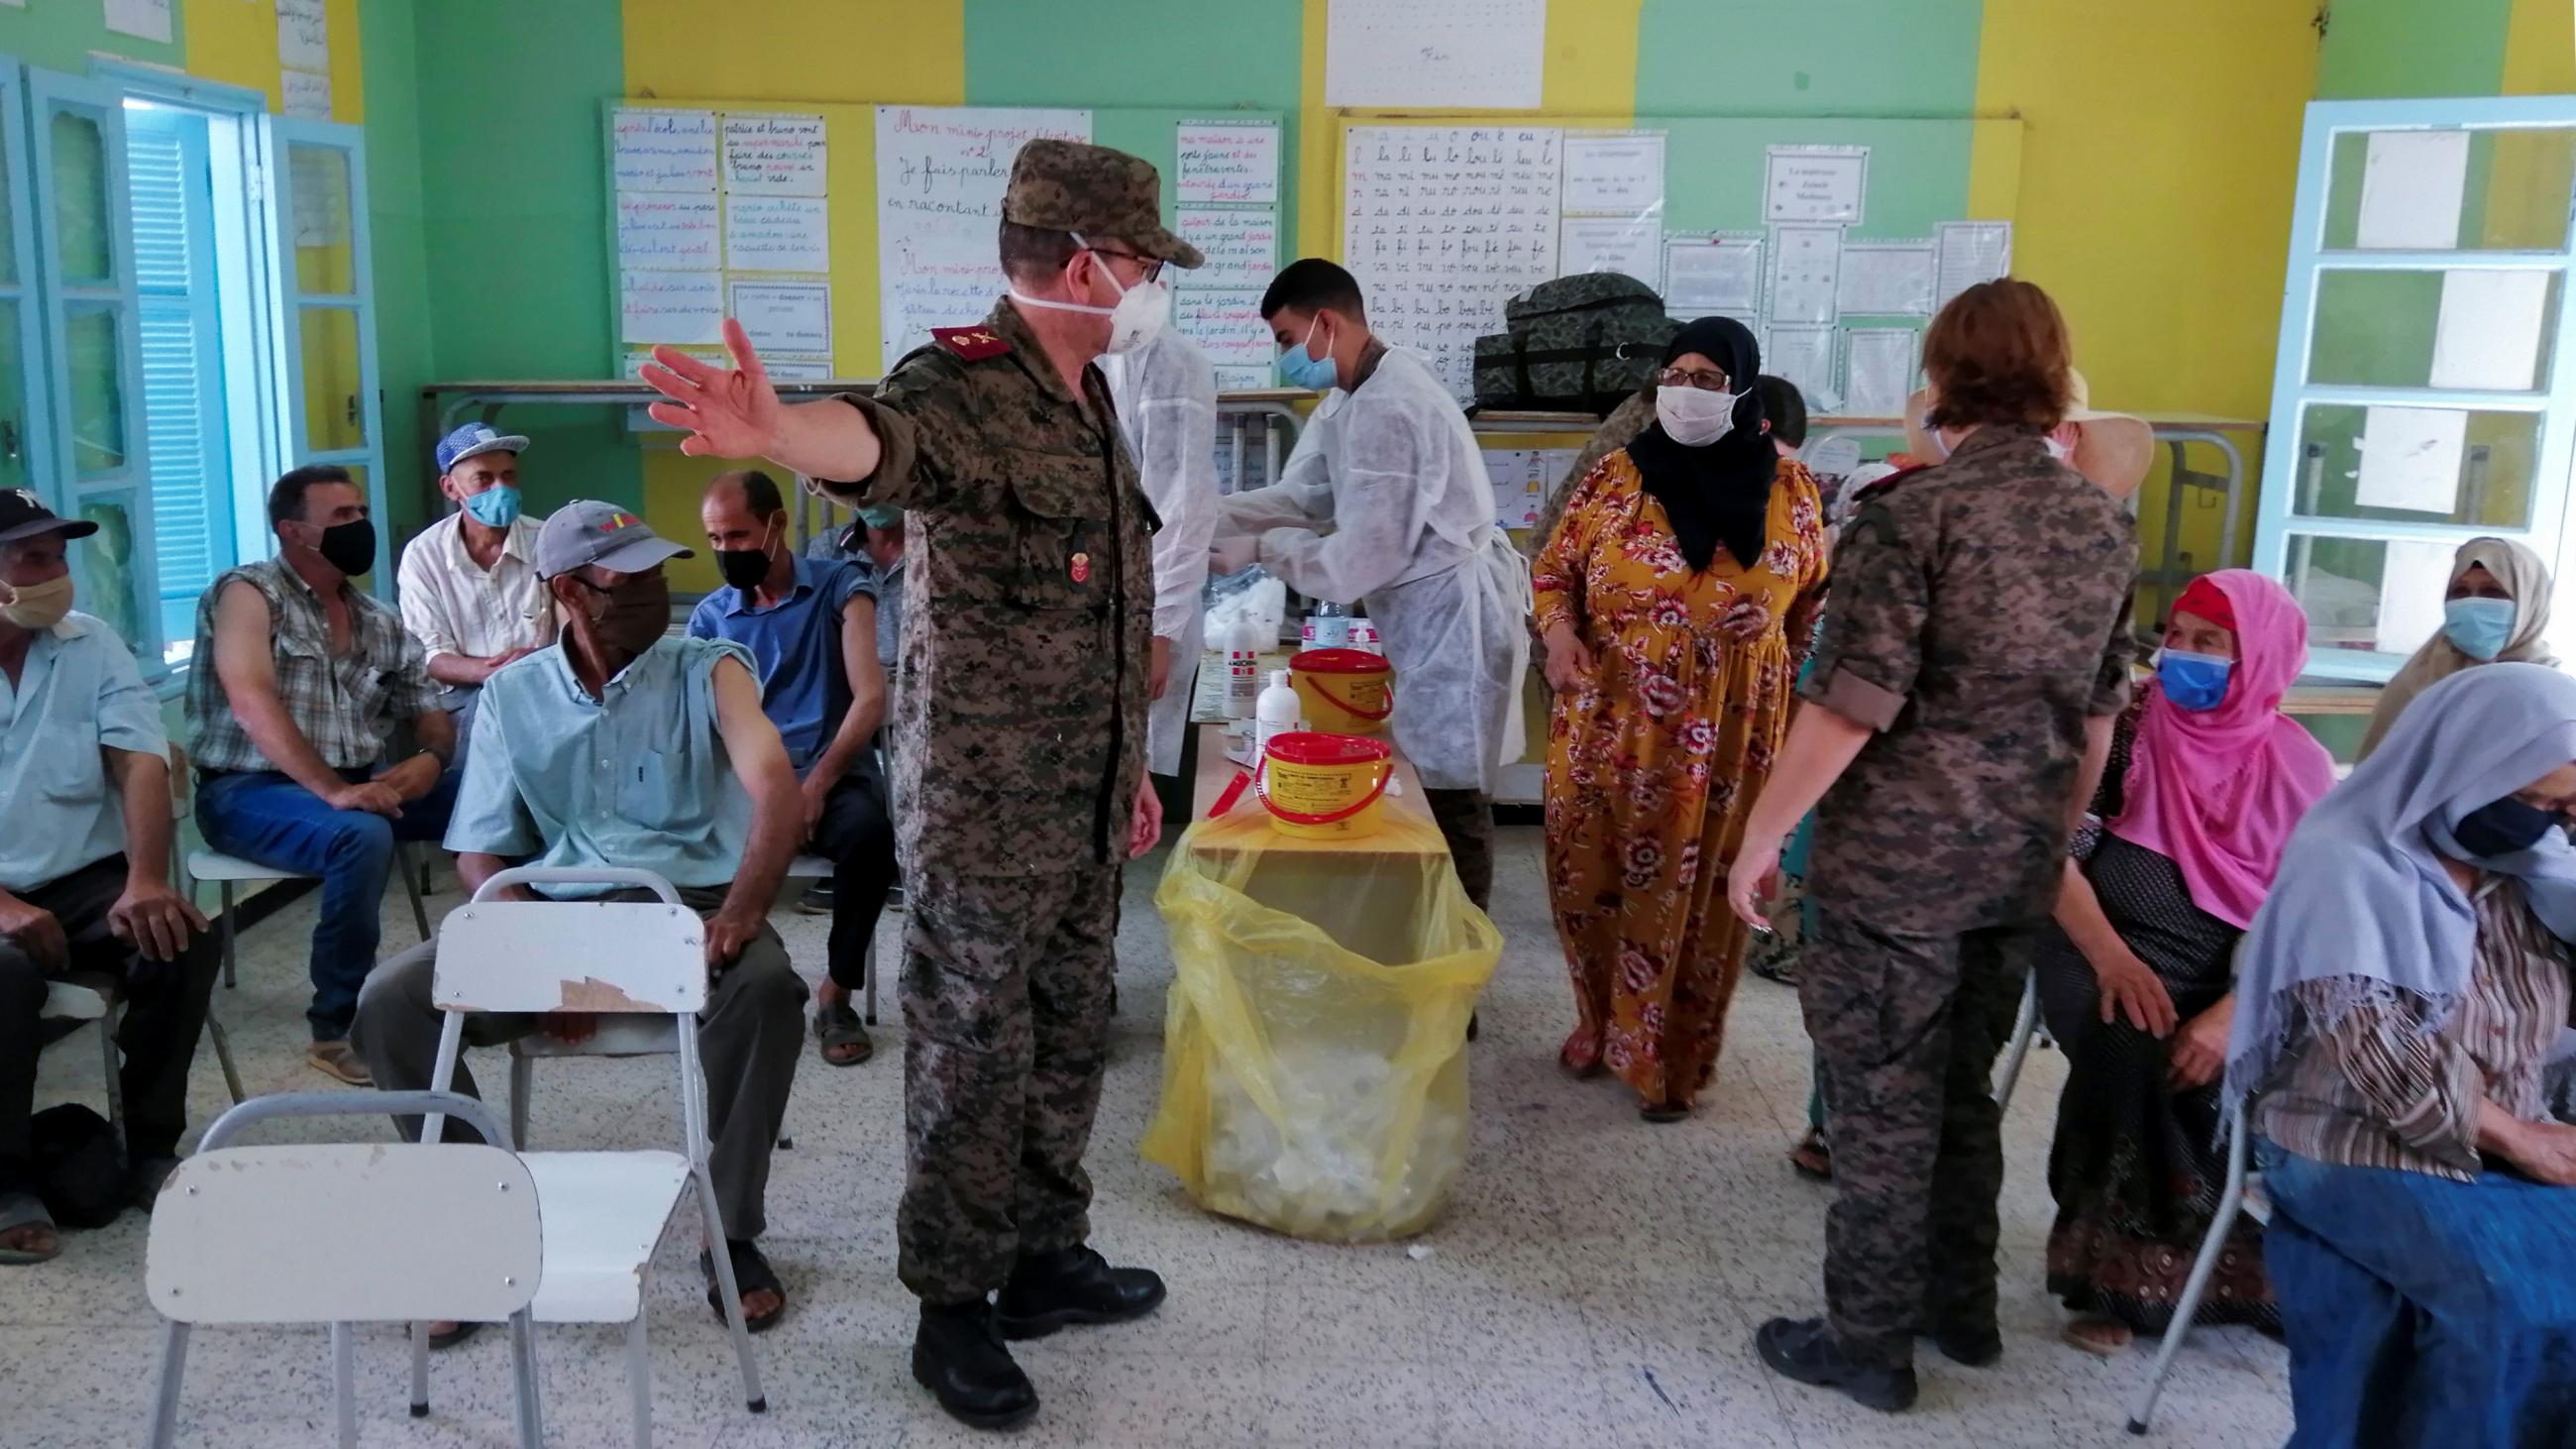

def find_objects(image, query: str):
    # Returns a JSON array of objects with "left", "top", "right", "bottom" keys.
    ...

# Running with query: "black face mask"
[
  {"left": 311, "top": 517, "right": 376, "bottom": 577},
  {"left": 2453, "top": 795, "right": 2562, "bottom": 858},
  {"left": 715, "top": 546, "right": 772, "bottom": 592}
]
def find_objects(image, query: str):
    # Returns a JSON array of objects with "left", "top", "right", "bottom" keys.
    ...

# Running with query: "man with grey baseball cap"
[{"left": 354, "top": 500, "right": 809, "bottom": 1337}]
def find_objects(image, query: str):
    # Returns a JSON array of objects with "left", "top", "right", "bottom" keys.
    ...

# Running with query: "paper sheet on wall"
[
  {"left": 2354, "top": 405, "right": 2467, "bottom": 513},
  {"left": 1178, "top": 208, "right": 1279, "bottom": 290},
  {"left": 612, "top": 109, "right": 719, "bottom": 193},
  {"left": 1325, "top": 0, "right": 1547, "bottom": 109},
  {"left": 1343, "top": 126, "right": 1561, "bottom": 400},
  {"left": 1766, "top": 326, "right": 1838, "bottom": 410},
  {"left": 1177, "top": 122, "right": 1280, "bottom": 207},
  {"left": 2377, "top": 539, "right": 2458, "bottom": 654},
  {"left": 1764, "top": 146, "right": 1867, "bottom": 225},
  {"left": 730, "top": 280, "right": 832, "bottom": 355},
  {"left": 725, "top": 195, "right": 829, "bottom": 274},
  {"left": 1483, "top": 449, "right": 1547, "bottom": 530},
  {"left": 275, "top": 0, "right": 330, "bottom": 72},
  {"left": 723, "top": 113, "right": 827, "bottom": 197},
  {"left": 1558, "top": 217, "right": 1661, "bottom": 286},
  {"left": 1766, "top": 224, "right": 1843, "bottom": 326},
  {"left": 621, "top": 271, "right": 723, "bottom": 346},
  {"left": 1561, "top": 133, "right": 1665, "bottom": 217},
  {"left": 1175, "top": 289, "right": 1276, "bottom": 391},
  {"left": 875, "top": 105, "right": 1091, "bottom": 364},
  {"left": 2429, "top": 268, "right": 2550, "bottom": 391},
  {"left": 617, "top": 191, "right": 721, "bottom": 271},
  {"left": 1842, "top": 328, "right": 1919, "bottom": 418},
  {"left": 104, "top": 0, "right": 170, "bottom": 44},
  {"left": 1663, "top": 235, "right": 1761, "bottom": 316},
  {"left": 281, "top": 68, "right": 332, "bottom": 121},
  {"left": 2356, "top": 130, "right": 2469, "bottom": 251},
  {"left": 1836, "top": 241, "right": 1937, "bottom": 316},
  {"left": 1935, "top": 221, "right": 2011, "bottom": 309}
]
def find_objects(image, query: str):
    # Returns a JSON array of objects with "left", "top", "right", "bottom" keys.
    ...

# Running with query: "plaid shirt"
[{"left": 186, "top": 557, "right": 440, "bottom": 774}]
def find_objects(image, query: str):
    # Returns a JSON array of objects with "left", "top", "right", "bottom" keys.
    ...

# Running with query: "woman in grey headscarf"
[
  {"left": 2227, "top": 662, "right": 2576, "bottom": 1449},
  {"left": 2355, "top": 535, "right": 2556, "bottom": 760}
]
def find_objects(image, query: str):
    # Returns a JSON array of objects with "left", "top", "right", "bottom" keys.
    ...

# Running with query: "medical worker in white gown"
[
  {"left": 1211, "top": 259, "right": 1530, "bottom": 910},
  {"left": 1101, "top": 327, "right": 1221, "bottom": 777}
]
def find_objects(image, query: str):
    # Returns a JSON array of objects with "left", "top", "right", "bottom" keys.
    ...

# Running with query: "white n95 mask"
[{"left": 1010, "top": 238, "right": 1168, "bottom": 356}]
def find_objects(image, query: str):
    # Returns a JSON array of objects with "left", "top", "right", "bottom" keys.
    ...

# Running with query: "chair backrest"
[
  {"left": 146, "top": 1143, "right": 540, "bottom": 1325},
  {"left": 435, "top": 899, "right": 707, "bottom": 1016}
]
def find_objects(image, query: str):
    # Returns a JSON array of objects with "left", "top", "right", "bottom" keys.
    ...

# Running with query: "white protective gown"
[
  {"left": 1218, "top": 347, "right": 1530, "bottom": 793},
  {"left": 1101, "top": 330, "right": 1222, "bottom": 776}
]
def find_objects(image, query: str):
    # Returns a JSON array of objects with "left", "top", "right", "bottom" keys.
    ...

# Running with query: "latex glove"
[{"left": 1209, "top": 536, "right": 1260, "bottom": 577}]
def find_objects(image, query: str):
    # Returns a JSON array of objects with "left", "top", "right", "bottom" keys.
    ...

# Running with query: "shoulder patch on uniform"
[{"left": 931, "top": 325, "right": 1013, "bottom": 361}]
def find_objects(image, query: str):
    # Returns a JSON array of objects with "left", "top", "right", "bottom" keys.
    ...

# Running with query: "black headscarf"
[{"left": 1625, "top": 317, "right": 1775, "bottom": 573}]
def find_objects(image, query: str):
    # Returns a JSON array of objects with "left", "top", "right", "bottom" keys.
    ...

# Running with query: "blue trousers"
[
  {"left": 196, "top": 766, "right": 459, "bottom": 1041},
  {"left": 2260, "top": 1138, "right": 2576, "bottom": 1448}
]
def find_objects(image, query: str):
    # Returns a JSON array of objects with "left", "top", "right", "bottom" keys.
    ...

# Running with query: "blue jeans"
[{"left": 196, "top": 766, "right": 459, "bottom": 1041}]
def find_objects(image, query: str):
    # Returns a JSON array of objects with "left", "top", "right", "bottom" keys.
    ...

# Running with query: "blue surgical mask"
[
  {"left": 1278, "top": 315, "right": 1339, "bottom": 391},
  {"left": 2441, "top": 596, "right": 2517, "bottom": 661},
  {"left": 462, "top": 485, "right": 521, "bottom": 528},
  {"left": 2157, "top": 649, "right": 2233, "bottom": 712}
]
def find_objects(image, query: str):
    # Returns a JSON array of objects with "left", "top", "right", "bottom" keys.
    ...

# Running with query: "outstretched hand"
[{"left": 643, "top": 318, "right": 781, "bottom": 460}]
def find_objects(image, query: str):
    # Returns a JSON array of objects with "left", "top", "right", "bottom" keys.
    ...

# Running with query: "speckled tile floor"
[{"left": 12, "top": 828, "right": 2293, "bottom": 1447}]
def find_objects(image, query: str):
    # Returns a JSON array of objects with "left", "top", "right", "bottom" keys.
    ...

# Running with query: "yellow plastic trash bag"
[{"left": 1142, "top": 805, "right": 1501, "bottom": 1241}]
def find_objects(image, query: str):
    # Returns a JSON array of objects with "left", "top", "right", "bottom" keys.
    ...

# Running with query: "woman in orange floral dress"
[{"left": 1534, "top": 318, "right": 1830, "bottom": 1121}]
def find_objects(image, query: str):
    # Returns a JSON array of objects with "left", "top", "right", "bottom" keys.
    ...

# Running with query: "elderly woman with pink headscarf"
[{"left": 2035, "top": 570, "right": 2337, "bottom": 1355}]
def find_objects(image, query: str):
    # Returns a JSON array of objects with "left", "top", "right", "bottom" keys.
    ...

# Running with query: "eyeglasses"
[
  {"left": 1087, "top": 247, "right": 1166, "bottom": 284},
  {"left": 1657, "top": 366, "right": 1730, "bottom": 392}
]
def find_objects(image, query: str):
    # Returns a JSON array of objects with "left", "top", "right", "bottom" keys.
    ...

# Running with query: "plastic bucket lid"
[
  {"left": 1264, "top": 730, "right": 1392, "bottom": 766},
  {"left": 1290, "top": 647, "right": 1391, "bottom": 676}
]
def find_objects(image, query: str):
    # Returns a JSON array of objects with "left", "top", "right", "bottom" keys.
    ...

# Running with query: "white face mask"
[
  {"left": 1009, "top": 237, "right": 1168, "bottom": 356},
  {"left": 2044, "top": 434, "right": 2075, "bottom": 464},
  {"left": 1655, "top": 385, "right": 1739, "bottom": 448}
]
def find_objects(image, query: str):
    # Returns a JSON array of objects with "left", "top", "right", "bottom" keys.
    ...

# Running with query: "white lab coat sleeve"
[
  {"left": 1252, "top": 398, "right": 1427, "bottom": 606},
  {"left": 1217, "top": 417, "right": 1339, "bottom": 534},
  {"left": 1137, "top": 364, "right": 1221, "bottom": 642}
]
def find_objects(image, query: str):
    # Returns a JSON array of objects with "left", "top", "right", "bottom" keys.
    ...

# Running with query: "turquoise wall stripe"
[
  {"left": 1635, "top": 0, "right": 1985, "bottom": 117},
  {"left": 0, "top": 2, "right": 186, "bottom": 74},
  {"left": 360, "top": 0, "right": 434, "bottom": 537},
  {"left": 962, "top": 0, "right": 1304, "bottom": 112},
  {"left": 2316, "top": 0, "right": 2512, "bottom": 99}
]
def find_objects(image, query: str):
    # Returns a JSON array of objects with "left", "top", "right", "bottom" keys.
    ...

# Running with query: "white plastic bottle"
[
  {"left": 1225, "top": 614, "right": 1267, "bottom": 719},
  {"left": 1253, "top": 669, "right": 1302, "bottom": 760}
]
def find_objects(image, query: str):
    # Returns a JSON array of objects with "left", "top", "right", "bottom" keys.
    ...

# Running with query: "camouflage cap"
[{"left": 1003, "top": 139, "right": 1204, "bottom": 270}]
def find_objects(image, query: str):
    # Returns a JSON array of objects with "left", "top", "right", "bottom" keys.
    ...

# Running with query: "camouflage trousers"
[
  {"left": 897, "top": 863, "right": 1121, "bottom": 1304},
  {"left": 1799, "top": 908, "right": 2034, "bottom": 1368},
  {"left": 1423, "top": 788, "right": 1495, "bottom": 910}
]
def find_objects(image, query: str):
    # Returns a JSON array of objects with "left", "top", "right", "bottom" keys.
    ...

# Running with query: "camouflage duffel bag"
[{"left": 1471, "top": 272, "right": 1677, "bottom": 415}]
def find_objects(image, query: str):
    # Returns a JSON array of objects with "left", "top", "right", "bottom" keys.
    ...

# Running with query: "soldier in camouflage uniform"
[
  {"left": 645, "top": 138, "right": 1198, "bottom": 1433},
  {"left": 1717, "top": 280, "right": 2137, "bottom": 1412}
]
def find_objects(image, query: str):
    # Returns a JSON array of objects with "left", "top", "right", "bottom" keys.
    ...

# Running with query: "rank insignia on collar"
[
  {"left": 1070, "top": 552, "right": 1092, "bottom": 584},
  {"left": 931, "top": 326, "right": 1012, "bottom": 360}
]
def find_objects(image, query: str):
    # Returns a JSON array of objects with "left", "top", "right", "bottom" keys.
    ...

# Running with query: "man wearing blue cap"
[{"left": 396, "top": 424, "right": 551, "bottom": 774}]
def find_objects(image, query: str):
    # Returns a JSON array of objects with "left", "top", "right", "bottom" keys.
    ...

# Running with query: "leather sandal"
[{"left": 702, "top": 1239, "right": 786, "bottom": 1333}]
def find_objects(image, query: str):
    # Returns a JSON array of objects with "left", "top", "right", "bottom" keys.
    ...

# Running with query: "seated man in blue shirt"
[
  {"left": 352, "top": 502, "right": 806, "bottom": 1335},
  {"left": 693, "top": 471, "right": 897, "bottom": 1067},
  {"left": 0, "top": 492, "right": 218, "bottom": 1264}
]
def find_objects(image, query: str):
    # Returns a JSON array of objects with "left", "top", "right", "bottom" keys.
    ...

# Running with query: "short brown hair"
[{"left": 1921, "top": 279, "right": 2072, "bottom": 430}]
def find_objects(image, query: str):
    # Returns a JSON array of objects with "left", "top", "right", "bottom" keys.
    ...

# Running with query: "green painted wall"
[
  {"left": 2316, "top": 0, "right": 2514, "bottom": 99},
  {"left": 1635, "top": 0, "right": 1985, "bottom": 115},
  {"left": 409, "top": 0, "right": 633, "bottom": 523},
  {"left": 361, "top": 0, "right": 433, "bottom": 542},
  {"left": 0, "top": 1, "right": 186, "bottom": 73}
]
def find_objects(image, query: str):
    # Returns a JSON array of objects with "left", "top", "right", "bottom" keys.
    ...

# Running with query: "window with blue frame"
[{"left": 127, "top": 102, "right": 235, "bottom": 657}]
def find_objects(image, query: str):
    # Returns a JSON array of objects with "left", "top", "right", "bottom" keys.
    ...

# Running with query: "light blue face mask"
[
  {"left": 2443, "top": 596, "right": 2518, "bottom": 661},
  {"left": 462, "top": 484, "right": 521, "bottom": 528},
  {"left": 2156, "top": 649, "right": 2233, "bottom": 712},
  {"left": 1277, "top": 315, "right": 1339, "bottom": 391}
]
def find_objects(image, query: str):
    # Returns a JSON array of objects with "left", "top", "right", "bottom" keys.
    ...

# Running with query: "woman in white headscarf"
[{"left": 2357, "top": 535, "right": 2556, "bottom": 760}]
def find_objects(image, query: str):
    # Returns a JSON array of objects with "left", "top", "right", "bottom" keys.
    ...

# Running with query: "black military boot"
[
  {"left": 994, "top": 1244, "right": 1167, "bottom": 1339},
  {"left": 912, "top": 1299, "right": 1037, "bottom": 1431},
  {"left": 1755, "top": 1317, "right": 1918, "bottom": 1412}
]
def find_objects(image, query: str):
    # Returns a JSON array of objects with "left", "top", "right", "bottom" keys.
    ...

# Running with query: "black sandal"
[
  {"left": 813, "top": 999, "right": 873, "bottom": 1066},
  {"left": 701, "top": 1239, "right": 787, "bottom": 1334}
]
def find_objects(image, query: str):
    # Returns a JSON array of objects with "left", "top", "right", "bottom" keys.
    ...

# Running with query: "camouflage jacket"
[
  {"left": 1800, "top": 424, "right": 2137, "bottom": 936},
  {"left": 829, "top": 298, "right": 1155, "bottom": 877}
]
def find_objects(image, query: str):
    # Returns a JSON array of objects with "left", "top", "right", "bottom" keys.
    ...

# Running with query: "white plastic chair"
[
  {"left": 145, "top": 1090, "right": 544, "bottom": 1449},
  {"left": 423, "top": 866, "right": 767, "bottom": 1446},
  {"left": 505, "top": 853, "right": 869, "bottom": 1154},
  {"left": 2125, "top": 1101, "right": 2256, "bottom": 1435},
  {"left": 189, "top": 842, "right": 435, "bottom": 990}
]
